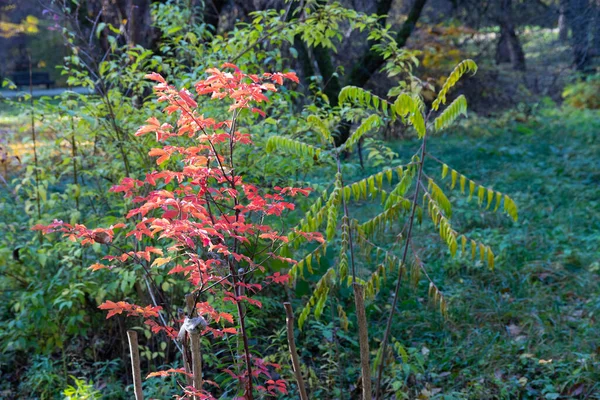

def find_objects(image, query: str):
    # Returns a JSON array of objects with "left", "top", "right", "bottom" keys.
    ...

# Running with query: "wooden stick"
[
  {"left": 353, "top": 283, "right": 372, "bottom": 400},
  {"left": 127, "top": 330, "right": 144, "bottom": 400},
  {"left": 283, "top": 302, "right": 309, "bottom": 400},
  {"left": 186, "top": 294, "right": 203, "bottom": 398},
  {"left": 190, "top": 329, "right": 203, "bottom": 396}
]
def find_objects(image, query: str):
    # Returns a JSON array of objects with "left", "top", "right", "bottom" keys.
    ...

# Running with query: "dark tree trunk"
[
  {"left": 312, "top": 44, "right": 342, "bottom": 106},
  {"left": 334, "top": 0, "right": 428, "bottom": 146},
  {"left": 593, "top": 0, "right": 600, "bottom": 56},
  {"left": 495, "top": 30, "right": 511, "bottom": 64},
  {"left": 346, "top": 0, "right": 428, "bottom": 91},
  {"left": 92, "top": 0, "right": 155, "bottom": 49},
  {"left": 496, "top": 0, "right": 526, "bottom": 71},
  {"left": 202, "top": 0, "right": 227, "bottom": 32},
  {"left": 310, "top": 0, "right": 342, "bottom": 105},
  {"left": 295, "top": 37, "right": 315, "bottom": 80},
  {"left": 565, "top": 0, "right": 592, "bottom": 71},
  {"left": 127, "top": 0, "right": 153, "bottom": 48}
]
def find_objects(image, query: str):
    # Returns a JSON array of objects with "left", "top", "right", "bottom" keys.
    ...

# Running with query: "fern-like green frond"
[
  {"left": 434, "top": 95, "right": 468, "bottom": 131},
  {"left": 298, "top": 267, "right": 336, "bottom": 330},
  {"left": 343, "top": 166, "right": 403, "bottom": 204},
  {"left": 428, "top": 178, "right": 452, "bottom": 217},
  {"left": 432, "top": 59, "right": 477, "bottom": 111},
  {"left": 338, "top": 215, "right": 350, "bottom": 282},
  {"left": 392, "top": 93, "right": 426, "bottom": 137},
  {"left": 384, "top": 166, "right": 414, "bottom": 210},
  {"left": 307, "top": 115, "right": 334, "bottom": 145},
  {"left": 343, "top": 114, "right": 382, "bottom": 151},
  {"left": 392, "top": 93, "right": 415, "bottom": 118},
  {"left": 428, "top": 282, "right": 448, "bottom": 318},
  {"left": 338, "top": 85, "right": 391, "bottom": 115},
  {"left": 289, "top": 243, "right": 327, "bottom": 282},
  {"left": 359, "top": 199, "right": 411, "bottom": 238},
  {"left": 438, "top": 164, "right": 518, "bottom": 221},
  {"left": 325, "top": 174, "right": 343, "bottom": 241},
  {"left": 266, "top": 136, "right": 322, "bottom": 159}
]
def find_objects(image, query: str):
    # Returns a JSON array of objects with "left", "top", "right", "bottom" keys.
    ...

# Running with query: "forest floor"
[
  {"left": 374, "top": 106, "right": 600, "bottom": 399},
  {"left": 1, "top": 101, "right": 599, "bottom": 399}
]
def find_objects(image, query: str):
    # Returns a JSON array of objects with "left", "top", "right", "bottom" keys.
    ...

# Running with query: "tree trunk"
[
  {"left": 559, "top": 0, "right": 569, "bottom": 42},
  {"left": 127, "top": 0, "right": 153, "bottom": 49},
  {"left": 496, "top": 0, "right": 526, "bottom": 71},
  {"left": 312, "top": 44, "right": 342, "bottom": 106},
  {"left": 202, "top": 0, "right": 227, "bottom": 32},
  {"left": 94, "top": 0, "right": 154, "bottom": 49},
  {"left": 565, "top": 0, "right": 592, "bottom": 71},
  {"left": 593, "top": 0, "right": 600, "bottom": 56},
  {"left": 346, "top": 0, "right": 428, "bottom": 91},
  {"left": 335, "top": 0, "right": 428, "bottom": 146},
  {"left": 495, "top": 29, "right": 511, "bottom": 64}
]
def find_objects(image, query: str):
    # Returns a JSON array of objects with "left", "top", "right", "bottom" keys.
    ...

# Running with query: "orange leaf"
[{"left": 148, "top": 148, "right": 170, "bottom": 165}]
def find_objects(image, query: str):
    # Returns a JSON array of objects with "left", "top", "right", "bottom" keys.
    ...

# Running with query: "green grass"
[
  {"left": 379, "top": 107, "right": 600, "bottom": 399},
  {"left": 1, "top": 101, "right": 597, "bottom": 399}
]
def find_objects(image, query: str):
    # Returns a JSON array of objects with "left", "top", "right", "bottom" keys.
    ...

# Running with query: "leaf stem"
[{"left": 374, "top": 137, "right": 426, "bottom": 399}]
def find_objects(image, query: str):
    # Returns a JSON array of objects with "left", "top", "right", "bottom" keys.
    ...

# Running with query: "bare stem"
[
  {"left": 186, "top": 295, "right": 203, "bottom": 398},
  {"left": 353, "top": 283, "right": 372, "bottom": 399},
  {"left": 374, "top": 139, "right": 427, "bottom": 400},
  {"left": 283, "top": 302, "right": 309, "bottom": 400},
  {"left": 127, "top": 330, "right": 145, "bottom": 400},
  {"left": 28, "top": 54, "right": 41, "bottom": 220}
]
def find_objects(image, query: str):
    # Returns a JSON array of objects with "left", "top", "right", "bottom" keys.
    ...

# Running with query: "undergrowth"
[{"left": 365, "top": 106, "right": 600, "bottom": 399}]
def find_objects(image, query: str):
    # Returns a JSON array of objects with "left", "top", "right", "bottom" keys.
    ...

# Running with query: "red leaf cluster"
[{"left": 32, "top": 64, "right": 317, "bottom": 398}]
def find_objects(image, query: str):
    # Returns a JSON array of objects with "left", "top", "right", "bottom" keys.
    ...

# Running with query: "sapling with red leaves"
[{"left": 34, "top": 65, "right": 323, "bottom": 399}]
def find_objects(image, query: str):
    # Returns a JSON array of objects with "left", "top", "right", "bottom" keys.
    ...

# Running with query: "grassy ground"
[
  {"left": 1, "top": 98, "right": 598, "bottom": 399},
  {"left": 380, "top": 107, "right": 600, "bottom": 399}
]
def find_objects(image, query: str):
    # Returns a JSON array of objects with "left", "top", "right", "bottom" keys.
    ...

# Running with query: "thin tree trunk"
[
  {"left": 283, "top": 303, "right": 309, "bottom": 400},
  {"left": 127, "top": 330, "right": 145, "bottom": 400},
  {"left": 495, "top": 30, "right": 511, "bottom": 64},
  {"left": 353, "top": 283, "right": 372, "bottom": 400},
  {"left": 127, "top": 0, "right": 153, "bottom": 48},
  {"left": 186, "top": 295, "right": 203, "bottom": 398},
  {"left": 312, "top": 44, "right": 342, "bottom": 106},
  {"left": 559, "top": 0, "right": 569, "bottom": 42}
]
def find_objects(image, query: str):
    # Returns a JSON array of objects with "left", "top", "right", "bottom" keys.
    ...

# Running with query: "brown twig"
[
  {"left": 127, "top": 330, "right": 145, "bottom": 400},
  {"left": 353, "top": 283, "right": 372, "bottom": 399},
  {"left": 283, "top": 302, "right": 309, "bottom": 400}
]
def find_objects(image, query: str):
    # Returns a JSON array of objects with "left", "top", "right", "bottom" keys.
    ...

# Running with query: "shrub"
[
  {"left": 562, "top": 72, "right": 600, "bottom": 110},
  {"left": 34, "top": 65, "right": 322, "bottom": 399}
]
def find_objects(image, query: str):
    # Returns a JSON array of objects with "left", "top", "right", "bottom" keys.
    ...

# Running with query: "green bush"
[{"left": 562, "top": 72, "right": 600, "bottom": 110}]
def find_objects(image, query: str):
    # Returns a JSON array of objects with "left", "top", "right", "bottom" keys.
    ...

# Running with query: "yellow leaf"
[{"left": 152, "top": 257, "right": 171, "bottom": 267}]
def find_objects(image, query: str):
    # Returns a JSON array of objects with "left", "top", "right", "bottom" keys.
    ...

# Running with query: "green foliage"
[
  {"left": 379, "top": 106, "right": 600, "bottom": 399},
  {"left": 562, "top": 73, "right": 600, "bottom": 110},
  {"left": 2, "top": 0, "right": 596, "bottom": 397},
  {"left": 63, "top": 376, "right": 101, "bottom": 400},
  {"left": 434, "top": 94, "right": 468, "bottom": 131},
  {"left": 343, "top": 114, "right": 382, "bottom": 150},
  {"left": 432, "top": 59, "right": 477, "bottom": 111},
  {"left": 281, "top": 60, "right": 517, "bottom": 330},
  {"left": 266, "top": 135, "right": 322, "bottom": 159}
]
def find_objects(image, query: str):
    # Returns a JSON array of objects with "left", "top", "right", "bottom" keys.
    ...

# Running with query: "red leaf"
[
  {"left": 145, "top": 72, "right": 166, "bottom": 83},
  {"left": 148, "top": 148, "right": 170, "bottom": 165}
]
